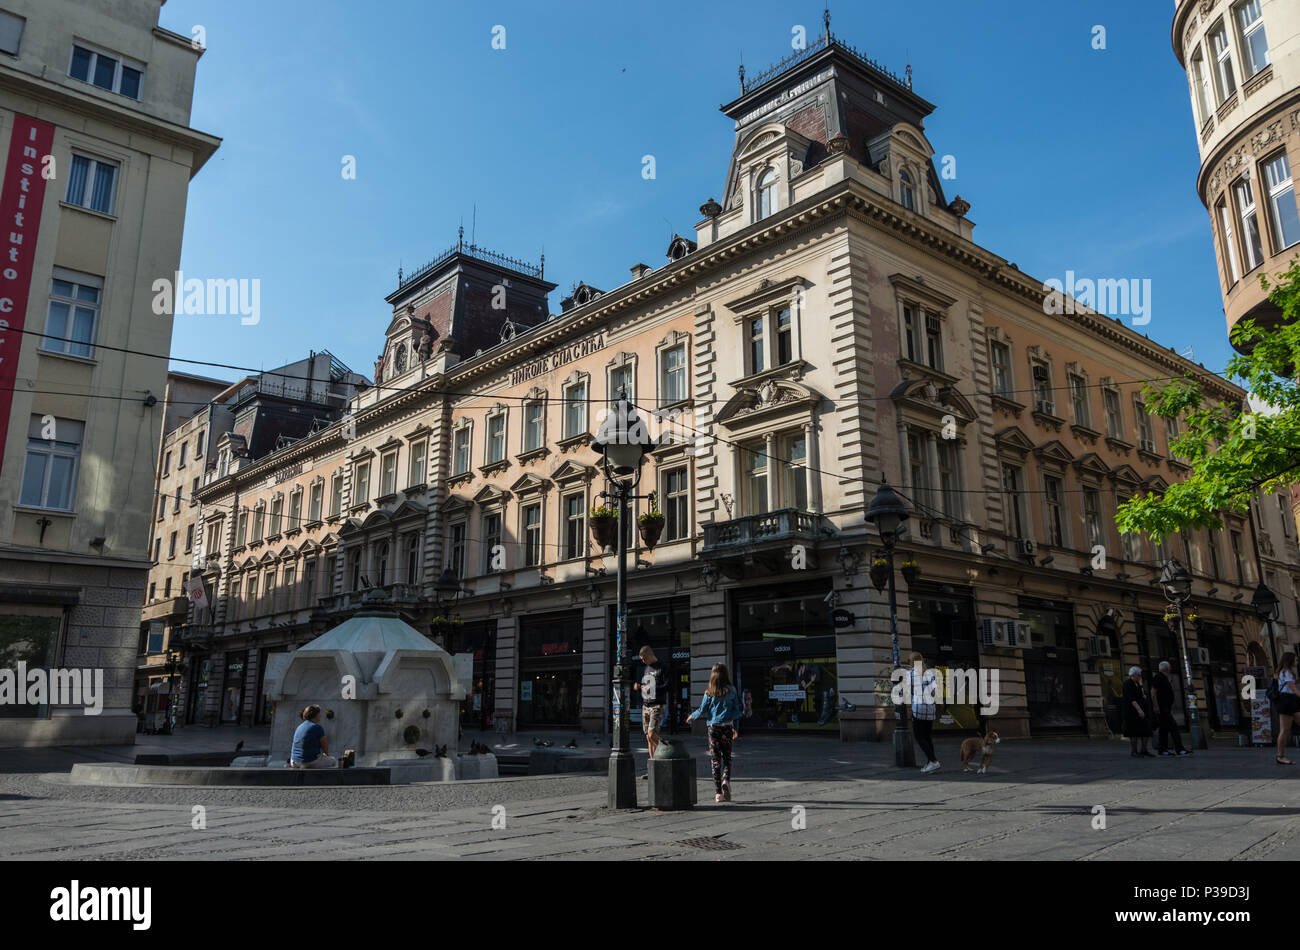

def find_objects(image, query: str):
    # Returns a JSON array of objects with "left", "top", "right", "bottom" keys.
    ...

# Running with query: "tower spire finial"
[
  {"left": 823, "top": 4, "right": 831, "bottom": 41},
  {"left": 906, "top": 50, "right": 913, "bottom": 89},
  {"left": 738, "top": 51, "right": 745, "bottom": 92}
]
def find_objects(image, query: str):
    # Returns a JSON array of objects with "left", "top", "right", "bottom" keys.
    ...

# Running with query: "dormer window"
[
  {"left": 756, "top": 168, "right": 777, "bottom": 221},
  {"left": 899, "top": 168, "right": 916, "bottom": 212}
]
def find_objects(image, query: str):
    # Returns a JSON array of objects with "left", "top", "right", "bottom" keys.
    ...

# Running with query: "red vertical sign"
[{"left": 0, "top": 114, "right": 54, "bottom": 478}]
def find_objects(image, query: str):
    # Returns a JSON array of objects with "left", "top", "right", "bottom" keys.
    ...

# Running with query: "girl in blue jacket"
[{"left": 686, "top": 662, "right": 743, "bottom": 802}]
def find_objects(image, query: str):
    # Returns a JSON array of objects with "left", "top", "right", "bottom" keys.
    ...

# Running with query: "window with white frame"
[
  {"left": 403, "top": 533, "right": 420, "bottom": 585},
  {"left": 448, "top": 523, "right": 466, "bottom": 578},
  {"left": 252, "top": 503, "right": 265, "bottom": 542},
  {"left": 19, "top": 415, "right": 82, "bottom": 510},
  {"left": 482, "top": 512, "right": 502, "bottom": 573},
  {"left": 1069, "top": 374, "right": 1090, "bottom": 427},
  {"left": 609, "top": 363, "right": 634, "bottom": 403},
  {"left": 236, "top": 511, "right": 248, "bottom": 548},
  {"left": 453, "top": 425, "right": 471, "bottom": 475},
  {"left": 65, "top": 153, "right": 118, "bottom": 215},
  {"left": 901, "top": 305, "right": 943, "bottom": 371},
  {"left": 1190, "top": 47, "right": 1214, "bottom": 125},
  {"left": 408, "top": 438, "right": 427, "bottom": 487},
  {"left": 781, "top": 433, "right": 808, "bottom": 511},
  {"left": 990, "top": 341, "right": 1012, "bottom": 397},
  {"left": 523, "top": 401, "right": 545, "bottom": 452},
  {"left": 1218, "top": 196, "right": 1241, "bottom": 285},
  {"left": 899, "top": 168, "right": 916, "bottom": 211},
  {"left": 43, "top": 270, "right": 102, "bottom": 358},
  {"left": 1043, "top": 475, "right": 1066, "bottom": 547},
  {"left": 1235, "top": 176, "right": 1264, "bottom": 270},
  {"left": 179, "top": 442, "right": 187, "bottom": 468},
  {"left": 330, "top": 473, "right": 343, "bottom": 516},
  {"left": 663, "top": 466, "right": 690, "bottom": 542},
  {"left": 907, "top": 431, "right": 930, "bottom": 508},
  {"left": 380, "top": 449, "right": 397, "bottom": 496},
  {"left": 1135, "top": 401, "right": 1154, "bottom": 451},
  {"left": 936, "top": 440, "right": 959, "bottom": 519},
  {"left": 68, "top": 43, "right": 143, "bottom": 99},
  {"left": 1234, "top": 1, "right": 1269, "bottom": 79},
  {"left": 185, "top": 523, "right": 194, "bottom": 553},
  {"left": 563, "top": 493, "right": 586, "bottom": 559},
  {"left": 308, "top": 481, "right": 323, "bottom": 522},
  {"left": 354, "top": 460, "right": 371, "bottom": 504},
  {"left": 288, "top": 489, "right": 302, "bottom": 530},
  {"left": 741, "top": 442, "right": 768, "bottom": 515},
  {"left": 522, "top": 502, "right": 542, "bottom": 567},
  {"left": 269, "top": 495, "right": 283, "bottom": 536},
  {"left": 756, "top": 167, "right": 777, "bottom": 220},
  {"left": 1209, "top": 18, "right": 1236, "bottom": 103},
  {"left": 1264, "top": 153, "right": 1300, "bottom": 251},
  {"left": 661, "top": 343, "right": 687, "bottom": 405},
  {"left": 747, "top": 316, "right": 765, "bottom": 375},
  {"left": 1103, "top": 389, "right": 1123, "bottom": 439},
  {"left": 1031, "top": 362, "right": 1053, "bottom": 414},
  {"left": 486, "top": 413, "right": 506, "bottom": 463},
  {"left": 775, "top": 308, "right": 793, "bottom": 366},
  {"left": 563, "top": 378, "right": 587, "bottom": 438}
]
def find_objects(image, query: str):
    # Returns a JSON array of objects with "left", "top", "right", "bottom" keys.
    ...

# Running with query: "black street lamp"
[
  {"left": 593, "top": 394, "right": 653, "bottom": 809},
  {"left": 433, "top": 567, "right": 464, "bottom": 618},
  {"left": 162, "top": 649, "right": 184, "bottom": 735},
  {"left": 1159, "top": 557, "right": 1207, "bottom": 750},
  {"left": 1252, "top": 580, "right": 1281, "bottom": 668},
  {"left": 865, "top": 477, "right": 916, "bottom": 768}
]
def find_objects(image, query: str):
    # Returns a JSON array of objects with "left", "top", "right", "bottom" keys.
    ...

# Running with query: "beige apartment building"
[
  {"left": 174, "top": 29, "right": 1300, "bottom": 745},
  {"left": 0, "top": 0, "right": 218, "bottom": 745}
]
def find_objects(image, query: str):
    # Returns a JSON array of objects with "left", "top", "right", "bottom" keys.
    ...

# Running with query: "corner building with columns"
[{"left": 183, "top": 31, "right": 1300, "bottom": 743}]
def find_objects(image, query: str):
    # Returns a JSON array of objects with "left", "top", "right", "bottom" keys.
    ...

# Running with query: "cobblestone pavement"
[{"left": 1, "top": 732, "right": 1298, "bottom": 860}]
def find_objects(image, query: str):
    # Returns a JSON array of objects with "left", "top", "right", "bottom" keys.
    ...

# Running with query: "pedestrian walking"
[
  {"left": 1122, "top": 667, "right": 1153, "bottom": 758},
  {"left": 685, "top": 662, "right": 742, "bottom": 802},
  {"left": 908, "top": 651, "right": 941, "bottom": 773},
  {"left": 1151, "top": 661, "right": 1190, "bottom": 756},
  {"left": 1275, "top": 652, "right": 1300, "bottom": 765}
]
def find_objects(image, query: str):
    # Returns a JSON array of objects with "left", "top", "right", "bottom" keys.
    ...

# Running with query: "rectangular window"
[
  {"left": 65, "top": 153, "right": 118, "bottom": 215},
  {"left": 1135, "top": 402, "right": 1154, "bottom": 449},
  {"left": 185, "top": 524, "right": 194, "bottom": 553},
  {"left": 0, "top": 11, "right": 24, "bottom": 56},
  {"left": 1231, "top": 530, "right": 1246, "bottom": 583},
  {"left": 1280, "top": 495, "right": 1292, "bottom": 538},
  {"left": 1104, "top": 390, "right": 1122, "bottom": 439},
  {"left": 487, "top": 415, "right": 505, "bottom": 463},
  {"left": 269, "top": 496, "right": 283, "bottom": 536},
  {"left": 453, "top": 427, "right": 471, "bottom": 474},
  {"left": 1043, "top": 476, "right": 1065, "bottom": 547},
  {"left": 776, "top": 309, "right": 793, "bottom": 366},
  {"left": 163, "top": 451, "right": 171, "bottom": 476},
  {"left": 228, "top": 578, "right": 240, "bottom": 620},
  {"left": 168, "top": 532, "right": 177, "bottom": 559},
  {"left": 902, "top": 306, "right": 918, "bottom": 363},
  {"left": 153, "top": 538, "right": 160, "bottom": 562},
  {"left": 408, "top": 439, "right": 426, "bottom": 487},
  {"left": 782, "top": 433, "right": 808, "bottom": 510},
  {"left": 1118, "top": 497, "right": 1138, "bottom": 561},
  {"left": 191, "top": 476, "right": 199, "bottom": 506},
  {"left": 288, "top": 490, "right": 302, "bottom": 529},
  {"left": 19, "top": 415, "right": 82, "bottom": 510},
  {"left": 662, "top": 344, "right": 687, "bottom": 403},
  {"left": 304, "top": 560, "right": 317, "bottom": 607},
  {"left": 173, "top": 486, "right": 181, "bottom": 513},
  {"left": 251, "top": 506, "right": 264, "bottom": 542},
  {"left": 354, "top": 461, "right": 371, "bottom": 504},
  {"left": 68, "top": 43, "right": 143, "bottom": 99},
  {"left": 282, "top": 565, "right": 296, "bottom": 610},
  {"left": 236, "top": 511, "right": 248, "bottom": 548},
  {"left": 309, "top": 482, "right": 323, "bottom": 522},
  {"left": 990, "top": 341, "right": 1011, "bottom": 397},
  {"left": 1003, "top": 464, "right": 1024, "bottom": 538},
  {"left": 523, "top": 503, "right": 542, "bottom": 567},
  {"left": 924, "top": 313, "right": 942, "bottom": 371},
  {"left": 1191, "top": 48, "right": 1214, "bottom": 124},
  {"left": 164, "top": 577, "right": 172, "bottom": 599},
  {"left": 1218, "top": 197, "right": 1241, "bottom": 285},
  {"left": 330, "top": 474, "right": 343, "bottom": 517},
  {"left": 1264, "top": 153, "right": 1300, "bottom": 251},
  {"left": 206, "top": 522, "right": 220, "bottom": 558},
  {"left": 1032, "top": 365, "right": 1052, "bottom": 413},
  {"left": 664, "top": 467, "right": 689, "bottom": 542},
  {"left": 43, "top": 270, "right": 102, "bottom": 357},
  {"left": 195, "top": 430, "right": 205, "bottom": 457},
  {"left": 483, "top": 513, "right": 502, "bottom": 573},
  {"left": 1083, "top": 488, "right": 1103, "bottom": 548},
  {"left": 178, "top": 442, "right": 187, "bottom": 468},
  {"left": 741, "top": 442, "right": 768, "bottom": 515},
  {"left": 748, "top": 317, "right": 765, "bottom": 374},
  {"left": 1235, "top": 0, "right": 1269, "bottom": 78},
  {"left": 610, "top": 363, "right": 634, "bottom": 403},
  {"left": 936, "top": 441, "right": 958, "bottom": 519},
  {"left": 380, "top": 451, "right": 397, "bottom": 496},
  {"left": 908, "top": 431, "right": 929, "bottom": 509},
  {"left": 1069, "top": 375, "right": 1090, "bottom": 427},
  {"left": 1210, "top": 19, "right": 1236, "bottom": 103},
  {"left": 563, "top": 380, "right": 587, "bottom": 438},
  {"left": 1235, "top": 177, "right": 1264, "bottom": 270},
  {"left": 564, "top": 494, "right": 585, "bottom": 560},
  {"left": 403, "top": 535, "right": 419, "bottom": 586},
  {"left": 524, "top": 402, "right": 545, "bottom": 452}
]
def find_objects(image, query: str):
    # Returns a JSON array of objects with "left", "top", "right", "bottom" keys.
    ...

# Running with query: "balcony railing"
[
  {"left": 701, "top": 508, "right": 824, "bottom": 555},
  {"left": 319, "top": 583, "right": 426, "bottom": 614}
]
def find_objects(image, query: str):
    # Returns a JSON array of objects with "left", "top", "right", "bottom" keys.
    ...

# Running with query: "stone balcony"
[{"left": 700, "top": 508, "right": 829, "bottom": 576}]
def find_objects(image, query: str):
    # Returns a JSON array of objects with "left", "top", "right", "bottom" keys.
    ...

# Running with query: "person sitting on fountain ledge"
[{"left": 290, "top": 705, "right": 337, "bottom": 769}]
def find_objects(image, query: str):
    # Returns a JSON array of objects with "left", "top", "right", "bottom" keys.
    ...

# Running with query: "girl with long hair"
[
  {"left": 686, "top": 662, "right": 743, "bottom": 802},
  {"left": 1275, "top": 652, "right": 1300, "bottom": 765}
]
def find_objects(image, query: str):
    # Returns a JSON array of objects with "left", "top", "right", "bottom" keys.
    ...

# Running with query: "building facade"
[
  {"left": 1173, "top": 0, "right": 1300, "bottom": 345},
  {"left": 174, "top": 30, "right": 1300, "bottom": 744},
  {"left": 0, "top": 0, "right": 218, "bottom": 746}
]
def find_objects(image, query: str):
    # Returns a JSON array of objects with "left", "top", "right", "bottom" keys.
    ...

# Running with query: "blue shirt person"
[{"left": 290, "top": 704, "right": 337, "bottom": 769}]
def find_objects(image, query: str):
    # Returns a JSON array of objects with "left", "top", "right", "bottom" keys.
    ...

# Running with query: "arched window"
[
  {"left": 375, "top": 541, "right": 389, "bottom": 586},
  {"left": 756, "top": 168, "right": 777, "bottom": 220},
  {"left": 900, "top": 169, "right": 916, "bottom": 211},
  {"left": 394, "top": 344, "right": 407, "bottom": 374}
]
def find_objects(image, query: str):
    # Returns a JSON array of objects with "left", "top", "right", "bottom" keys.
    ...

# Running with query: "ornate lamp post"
[
  {"left": 865, "top": 477, "right": 916, "bottom": 767},
  {"left": 433, "top": 567, "right": 464, "bottom": 618},
  {"left": 1252, "top": 580, "right": 1281, "bottom": 669},
  {"left": 593, "top": 394, "right": 653, "bottom": 809},
  {"left": 162, "top": 649, "right": 184, "bottom": 735},
  {"left": 1159, "top": 558, "right": 1207, "bottom": 750}
]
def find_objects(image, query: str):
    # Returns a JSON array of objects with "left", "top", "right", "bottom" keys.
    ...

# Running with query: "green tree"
[{"left": 1116, "top": 261, "right": 1300, "bottom": 543}]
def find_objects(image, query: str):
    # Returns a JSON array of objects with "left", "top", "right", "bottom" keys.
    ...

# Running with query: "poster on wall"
[
  {"left": 1097, "top": 660, "right": 1126, "bottom": 735},
  {"left": 1246, "top": 665, "right": 1272, "bottom": 746}
]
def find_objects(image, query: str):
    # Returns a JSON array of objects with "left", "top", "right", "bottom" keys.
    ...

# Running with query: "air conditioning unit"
[
  {"left": 925, "top": 314, "right": 941, "bottom": 334},
  {"left": 1016, "top": 538, "right": 1037, "bottom": 558},
  {"left": 1140, "top": 439, "right": 1156, "bottom": 453},
  {"left": 1035, "top": 400, "right": 1056, "bottom": 415},
  {"left": 1088, "top": 636, "right": 1112, "bottom": 658},
  {"left": 980, "top": 618, "right": 1010, "bottom": 647},
  {"left": 1008, "top": 621, "right": 1033, "bottom": 648},
  {"left": 1189, "top": 647, "right": 1210, "bottom": 665}
]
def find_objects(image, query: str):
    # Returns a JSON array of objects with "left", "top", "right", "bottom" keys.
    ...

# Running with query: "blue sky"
[{"left": 159, "top": 0, "right": 1231, "bottom": 384}]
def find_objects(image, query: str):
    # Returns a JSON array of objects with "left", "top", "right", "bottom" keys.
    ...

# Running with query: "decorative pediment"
[
  {"left": 299, "top": 539, "right": 321, "bottom": 554},
  {"left": 390, "top": 499, "right": 427, "bottom": 520},
  {"left": 1034, "top": 440, "right": 1076, "bottom": 467},
  {"left": 317, "top": 533, "right": 338, "bottom": 548},
  {"left": 473, "top": 483, "right": 511, "bottom": 506},
  {"left": 337, "top": 517, "right": 365, "bottom": 537},
  {"left": 994, "top": 426, "right": 1036, "bottom": 457},
  {"left": 258, "top": 550, "right": 276, "bottom": 564},
  {"left": 239, "top": 556, "right": 258, "bottom": 570},
  {"left": 1143, "top": 474, "right": 1170, "bottom": 493},
  {"left": 361, "top": 510, "right": 392, "bottom": 530},
  {"left": 510, "top": 473, "right": 550, "bottom": 496},
  {"left": 442, "top": 496, "right": 472, "bottom": 517},
  {"left": 278, "top": 543, "right": 298, "bottom": 559},
  {"left": 716, "top": 378, "right": 822, "bottom": 430},
  {"left": 404, "top": 424, "right": 432, "bottom": 441},
  {"left": 551, "top": 459, "right": 597, "bottom": 484},
  {"left": 724, "top": 276, "right": 806, "bottom": 316},
  {"left": 659, "top": 329, "right": 690, "bottom": 349},
  {"left": 1110, "top": 464, "right": 1144, "bottom": 488},
  {"left": 890, "top": 377, "right": 976, "bottom": 424},
  {"left": 1073, "top": 453, "right": 1111, "bottom": 479},
  {"left": 739, "top": 127, "right": 783, "bottom": 157}
]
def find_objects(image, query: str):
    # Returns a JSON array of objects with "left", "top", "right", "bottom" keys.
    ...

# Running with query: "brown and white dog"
[{"left": 959, "top": 731, "right": 1000, "bottom": 774}]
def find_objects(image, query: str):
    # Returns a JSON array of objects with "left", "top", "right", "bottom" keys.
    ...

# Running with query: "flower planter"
[
  {"left": 590, "top": 517, "right": 617, "bottom": 550},
  {"left": 638, "top": 517, "right": 664, "bottom": 551},
  {"left": 900, "top": 563, "right": 920, "bottom": 586},
  {"left": 869, "top": 561, "right": 890, "bottom": 592}
]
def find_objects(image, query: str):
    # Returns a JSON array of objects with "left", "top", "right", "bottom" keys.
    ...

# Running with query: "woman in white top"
[{"left": 1275, "top": 652, "right": 1300, "bottom": 765}]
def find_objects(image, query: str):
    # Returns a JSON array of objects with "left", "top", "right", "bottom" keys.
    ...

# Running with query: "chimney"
[{"left": 630, "top": 263, "right": 651, "bottom": 280}]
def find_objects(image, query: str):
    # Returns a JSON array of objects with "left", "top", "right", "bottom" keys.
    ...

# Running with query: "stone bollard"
[{"left": 647, "top": 738, "right": 697, "bottom": 811}]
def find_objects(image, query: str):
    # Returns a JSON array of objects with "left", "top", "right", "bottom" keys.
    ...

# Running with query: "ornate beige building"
[{"left": 175, "top": 30, "right": 1300, "bottom": 745}]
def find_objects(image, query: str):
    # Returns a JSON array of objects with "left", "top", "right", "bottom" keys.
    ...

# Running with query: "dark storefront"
[
  {"left": 186, "top": 656, "right": 210, "bottom": 725},
  {"left": 1136, "top": 613, "right": 1188, "bottom": 728},
  {"left": 908, "top": 585, "right": 980, "bottom": 731},
  {"left": 516, "top": 611, "right": 582, "bottom": 728},
  {"left": 732, "top": 580, "right": 838, "bottom": 732},
  {"left": 1019, "top": 598, "right": 1085, "bottom": 733},
  {"left": 1095, "top": 617, "right": 1127, "bottom": 735},
  {"left": 1199, "top": 623, "right": 1241, "bottom": 732},
  {"left": 609, "top": 598, "right": 690, "bottom": 734},
  {"left": 220, "top": 651, "right": 246, "bottom": 724},
  {"left": 447, "top": 620, "right": 497, "bottom": 730}
]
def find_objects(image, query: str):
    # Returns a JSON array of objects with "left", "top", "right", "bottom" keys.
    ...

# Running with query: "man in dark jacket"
[
  {"left": 1152, "top": 661, "right": 1190, "bottom": 756},
  {"left": 634, "top": 645, "right": 669, "bottom": 759}
]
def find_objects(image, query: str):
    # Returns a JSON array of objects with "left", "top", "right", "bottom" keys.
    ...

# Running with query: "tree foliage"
[{"left": 1116, "top": 260, "right": 1300, "bottom": 543}]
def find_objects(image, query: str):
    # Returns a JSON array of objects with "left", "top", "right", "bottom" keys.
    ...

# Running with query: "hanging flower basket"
[
  {"left": 1185, "top": 612, "right": 1200, "bottom": 626},
  {"left": 589, "top": 505, "right": 617, "bottom": 550},
  {"left": 1163, "top": 611, "right": 1180, "bottom": 630},
  {"left": 869, "top": 558, "right": 890, "bottom": 593},
  {"left": 638, "top": 491, "right": 665, "bottom": 550},
  {"left": 900, "top": 560, "right": 920, "bottom": 586}
]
